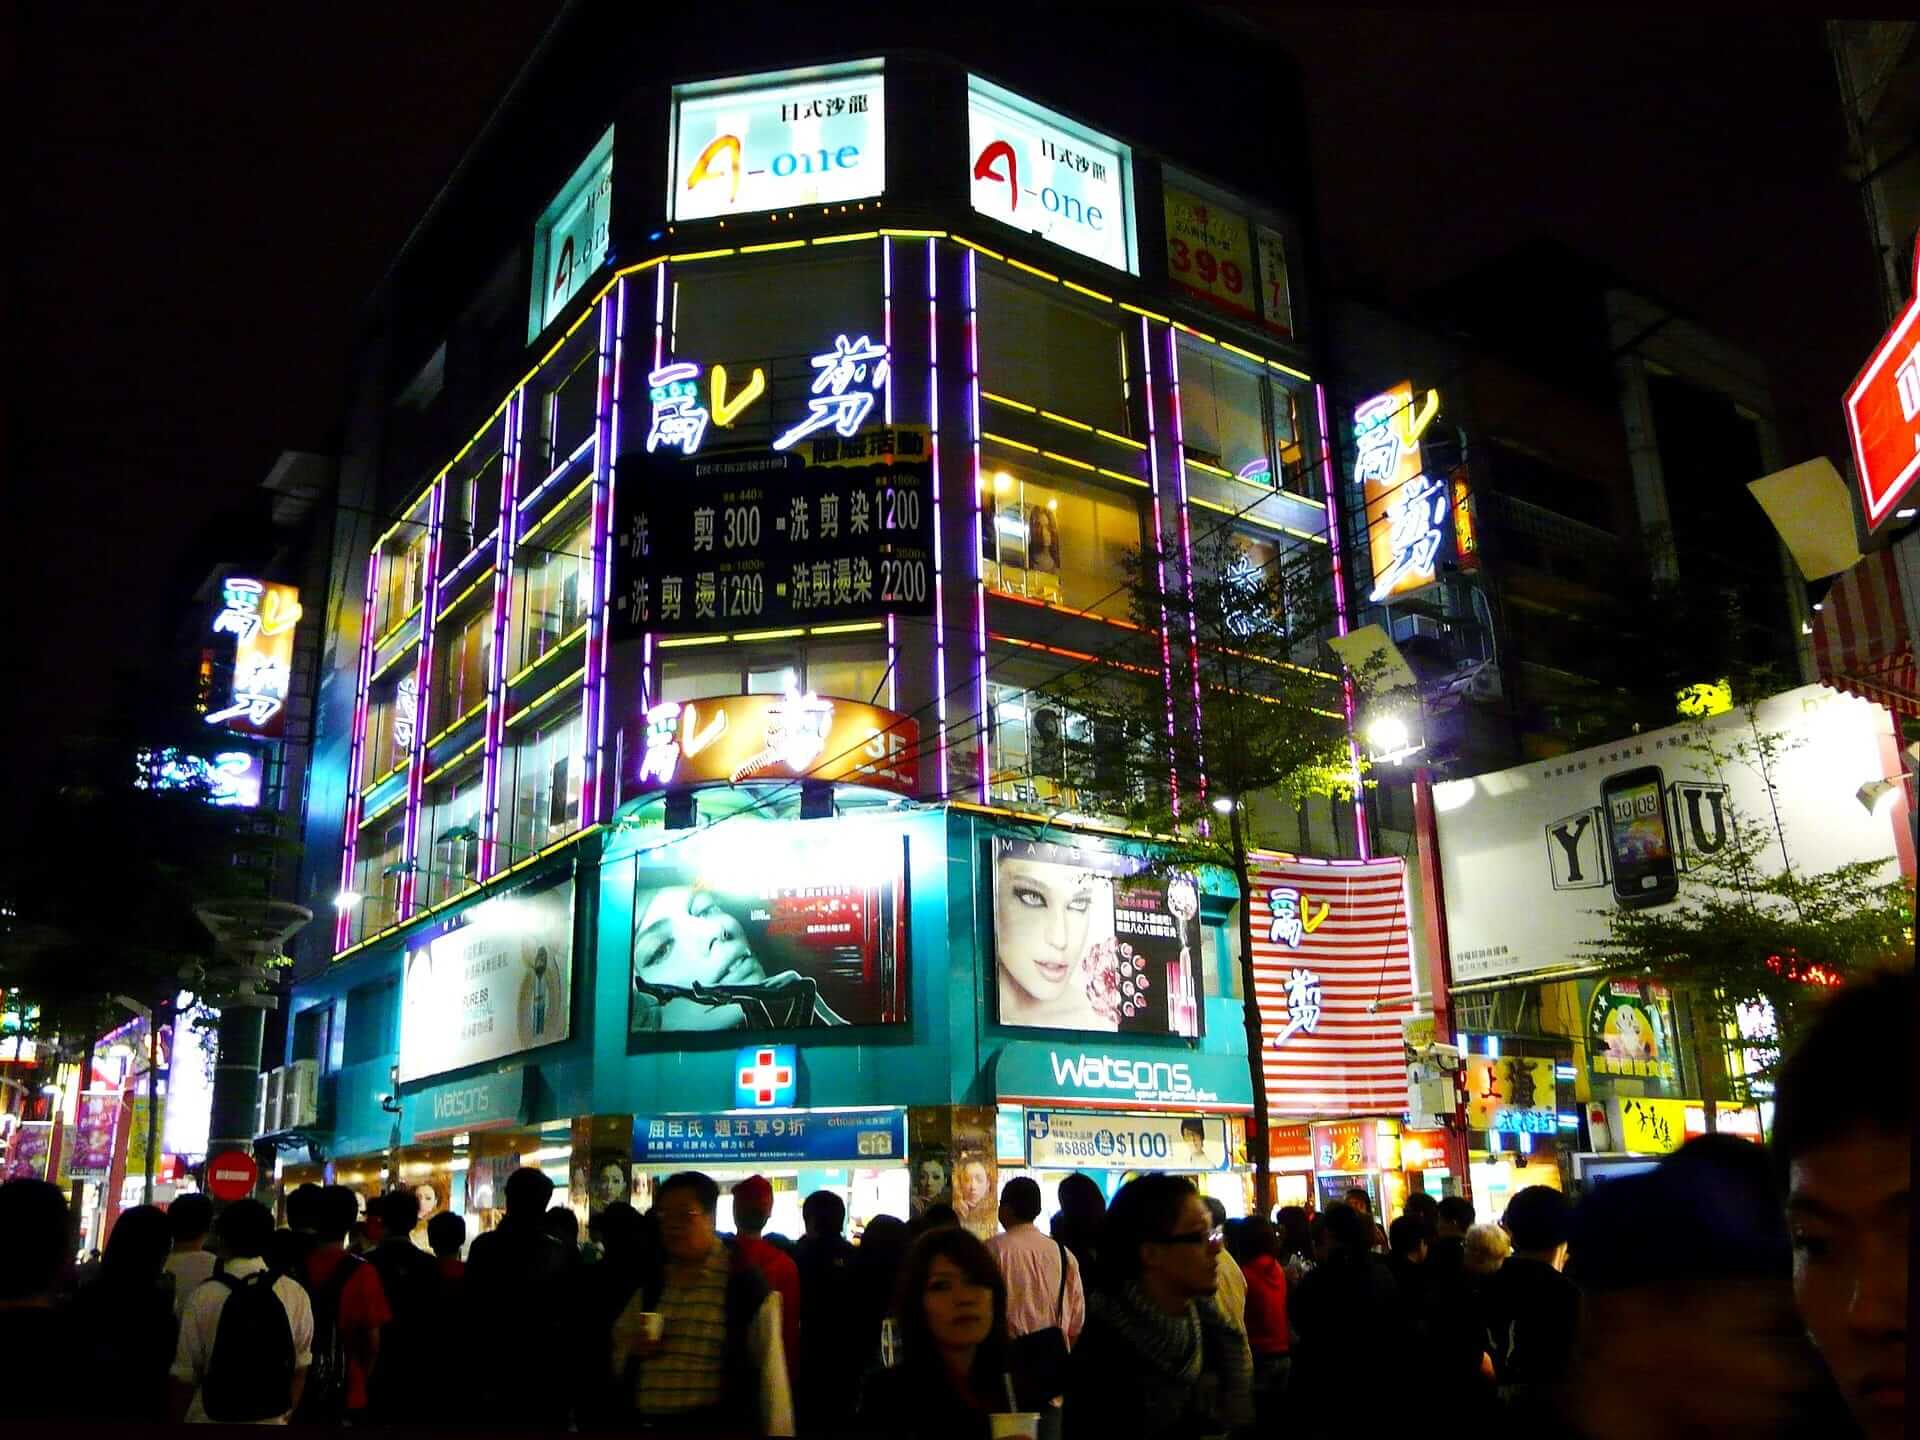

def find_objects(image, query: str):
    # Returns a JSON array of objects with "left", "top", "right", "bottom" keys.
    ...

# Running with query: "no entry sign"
[{"left": 205, "top": 1149, "right": 259, "bottom": 1202}]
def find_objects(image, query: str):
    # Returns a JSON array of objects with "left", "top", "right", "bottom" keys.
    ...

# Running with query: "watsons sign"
[
  {"left": 406, "top": 1068, "right": 527, "bottom": 1143},
  {"left": 967, "top": 75, "right": 1136, "bottom": 274},
  {"left": 994, "top": 1040, "right": 1253, "bottom": 1112}
]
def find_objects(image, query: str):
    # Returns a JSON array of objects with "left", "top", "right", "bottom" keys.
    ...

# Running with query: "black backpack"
[
  {"left": 201, "top": 1268, "right": 295, "bottom": 1423},
  {"left": 296, "top": 1252, "right": 366, "bottom": 1424}
]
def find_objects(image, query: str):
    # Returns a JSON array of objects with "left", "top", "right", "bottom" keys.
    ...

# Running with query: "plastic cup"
[
  {"left": 638, "top": 1311, "right": 665, "bottom": 1342},
  {"left": 989, "top": 1414, "right": 1042, "bottom": 1439}
]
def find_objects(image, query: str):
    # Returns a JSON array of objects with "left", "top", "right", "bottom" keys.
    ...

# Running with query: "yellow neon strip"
[
  {"left": 1095, "top": 427, "right": 1148, "bottom": 451},
  {"left": 358, "top": 754, "right": 409, "bottom": 800},
  {"left": 369, "top": 640, "right": 419, "bottom": 684},
  {"left": 505, "top": 623, "right": 589, "bottom": 688},
  {"left": 517, "top": 474, "right": 595, "bottom": 546},
  {"left": 981, "top": 431, "right": 1040, "bottom": 454},
  {"left": 1006, "top": 258, "right": 1060, "bottom": 282},
  {"left": 373, "top": 508, "right": 429, "bottom": 554},
  {"left": 502, "top": 823, "right": 601, "bottom": 878},
  {"left": 1119, "top": 302, "right": 1172, "bottom": 323},
  {"left": 878, "top": 228, "right": 947, "bottom": 238},
  {"left": 656, "top": 634, "right": 730, "bottom": 648},
  {"left": 1096, "top": 466, "right": 1149, "bottom": 488},
  {"left": 358, "top": 793, "right": 406, "bottom": 830},
  {"left": 809, "top": 620, "right": 884, "bottom": 636},
  {"left": 1267, "top": 358, "right": 1313, "bottom": 382},
  {"left": 981, "top": 391, "right": 1037, "bottom": 414},
  {"left": 422, "top": 735, "right": 487, "bottom": 786},
  {"left": 435, "top": 568, "right": 496, "bottom": 623},
  {"left": 730, "top": 627, "right": 805, "bottom": 642},
  {"left": 1283, "top": 526, "right": 1327, "bottom": 545},
  {"left": 1062, "top": 280, "right": 1114, "bottom": 303},
  {"left": 1172, "top": 320, "right": 1218, "bottom": 344},
  {"left": 669, "top": 248, "right": 736, "bottom": 262},
  {"left": 950, "top": 234, "right": 1005, "bottom": 261},
  {"left": 1041, "top": 449, "right": 1096, "bottom": 473},
  {"left": 505, "top": 667, "right": 586, "bottom": 728},
  {"left": 1220, "top": 340, "right": 1266, "bottom": 364},
  {"left": 1039, "top": 409, "right": 1093, "bottom": 433},
  {"left": 423, "top": 700, "right": 488, "bottom": 754},
  {"left": 613, "top": 256, "right": 666, "bottom": 278},
  {"left": 740, "top": 240, "right": 806, "bottom": 254},
  {"left": 1186, "top": 457, "right": 1235, "bottom": 480},
  {"left": 812, "top": 231, "right": 880, "bottom": 245}
]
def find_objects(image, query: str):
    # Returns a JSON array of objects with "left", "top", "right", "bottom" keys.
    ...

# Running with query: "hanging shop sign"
[
  {"left": 406, "top": 1067, "right": 528, "bottom": 1143},
  {"left": 163, "top": 995, "right": 217, "bottom": 1159},
  {"left": 397, "top": 873, "right": 575, "bottom": 1084},
  {"left": 1310, "top": 1120, "right": 1378, "bottom": 1174},
  {"left": 1463, "top": 1056, "right": 1558, "bottom": 1134},
  {"left": 989, "top": 837, "right": 1205, "bottom": 1038},
  {"left": 671, "top": 60, "right": 885, "bottom": 222},
  {"left": 1024, "top": 1109, "right": 1231, "bottom": 1171},
  {"left": 1250, "top": 855, "right": 1415, "bottom": 1119},
  {"left": 629, "top": 821, "right": 907, "bottom": 1034},
  {"left": 135, "top": 745, "right": 264, "bottom": 808},
  {"left": 1586, "top": 977, "right": 1680, "bottom": 1083},
  {"left": 993, "top": 1041, "right": 1253, "bottom": 1112},
  {"left": 633, "top": 1106, "right": 906, "bottom": 1165},
  {"left": 531, "top": 126, "right": 614, "bottom": 337},
  {"left": 621, "top": 690, "right": 918, "bottom": 799},
  {"left": 1435, "top": 686, "right": 1904, "bottom": 985},
  {"left": 71, "top": 1092, "right": 121, "bottom": 1177},
  {"left": 205, "top": 577, "right": 301, "bottom": 737},
  {"left": 1163, "top": 186, "right": 1255, "bottom": 322},
  {"left": 1354, "top": 383, "right": 1447, "bottom": 602},
  {"left": 1449, "top": 467, "right": 1480, "bottom": 574},
  {"left": 611, "top": 344, "right": 934, "bottom": 635},
  {"left": 4, "top": 1121, "right": 53, "bottom": 1180},
  {"left": 967, "top": 75, "right": 1135, "bottom": 274},
  {"left": 1269, "top": 1122, "right": 1314, "bottom": 1172},
  {"left": 1255, "top": 224, "right": 1292, "bottom": 337},
  {"left": 1844, "top": 235, "right": 1920, "bottom": 530}
]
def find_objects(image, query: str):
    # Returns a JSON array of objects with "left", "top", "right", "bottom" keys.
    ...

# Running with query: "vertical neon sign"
[
  {"left": 398, "top": 481, "right": 445, "bottom": 917},
  {"left": 965, "top": 250, "right": 991, "bottom": 803},
  {"left": 336, "top": 549, "right": 381, "bottom": 950},
  {"left": 882, "top": 239, "right": 900, "bottom": 712},
  {"left": 1165, "top": 330, "right": 1209, "bottom": 814},
  {"left": 579, "top": 293, "right": 614, "bottom": 825},
  {"left": 927, "top": 239, "right": 950, "bottom": 796},
  {"left": 1316, "top": 382, "right": 1371, "bottom": 860},
  {"left": 1140, "top": 318, "right": 1182, "bottom": 818}
]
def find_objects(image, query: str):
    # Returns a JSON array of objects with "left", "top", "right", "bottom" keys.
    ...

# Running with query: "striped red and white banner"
[
  {"left": 1248, "top": 855, "right": 1414, "bottom": 1119},
  {"left": 1812, "top": 548, "right": 1918, "bottom": 720}
]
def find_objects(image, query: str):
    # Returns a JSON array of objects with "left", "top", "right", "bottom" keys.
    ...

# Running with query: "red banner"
[{"left": 1249, "top": 856, "right": 1414, "bottom": 1118}]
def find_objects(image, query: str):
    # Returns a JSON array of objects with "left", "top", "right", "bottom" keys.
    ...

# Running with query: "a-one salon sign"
[
  {"left": 994, "top": 1041, "right": 1252, "bottom": 1112},
  {"left": 967, "top": 75, "right": 1136, "bottom": 274}
]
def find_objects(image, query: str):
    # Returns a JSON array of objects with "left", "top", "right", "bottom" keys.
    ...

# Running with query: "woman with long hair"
[
  {"left": 855, "top": 1226, "right": 1050, "bottom": 1437},
  {"left": 72, "top": 1204, "right": 176, "bottom": 1420}
]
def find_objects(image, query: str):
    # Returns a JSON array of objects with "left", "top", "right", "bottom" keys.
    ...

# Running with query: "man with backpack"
[
  {"left": 170, "top": 1198, "right": 313, "bottom": 1423},
  {"left": 365, "top": 1188, "right": 442, "bottom": 1423},
  {"left": 297, "top": 1184, "right": 391, "bottom": 1424}
]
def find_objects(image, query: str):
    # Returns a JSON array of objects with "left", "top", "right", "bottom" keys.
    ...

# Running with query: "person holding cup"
[{"left": 854, "top": 1227, "right": 1053, "bottom": 1439}]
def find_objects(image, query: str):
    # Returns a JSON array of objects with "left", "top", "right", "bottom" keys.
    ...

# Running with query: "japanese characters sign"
[
  {"left": 1250, "top": 855, "right": 1415, "bottom": 1119},
  {"left": 397, "top": 874, "right": 574, "bottom": 1084},
  {"left": 620, "top": 691, "right": 918, "bottom": 799},
  {"left": 967, "top": 75, "right": 1135, "bottom": 274},
  {"left": 205, "top": 577, "right": 301, "bottom": 738},
  {"left": 1163, "top": 186, "right": 1255, "bottom": 320},
  {"left": 671, "top": 60, "right": 885, "bottom": 222},
  {"left": 1843, "top": 235, "right": 1920, "bottom": 530},
  {"left": 611, "top": 412, "right": 935, "bottom": 637},
  {"left": 633, "top": 1107, "right": 907, "bottom": 1165},
  {"left": 1354, "top": 382, "right": 1447, "bottom": 602}
]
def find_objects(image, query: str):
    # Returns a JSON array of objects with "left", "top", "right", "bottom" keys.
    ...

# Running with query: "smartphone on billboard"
[{"left": 1600, "top": 766, "right": 1678, "bottom": 909}]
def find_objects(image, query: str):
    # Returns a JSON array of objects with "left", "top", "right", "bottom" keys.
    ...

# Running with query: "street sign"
[
  {"left": 1845, "top": 235, "right": 1920, "bottom": 531},
  {"left": 205, "top": 1148, "right": 258, "bottom": 1201}
]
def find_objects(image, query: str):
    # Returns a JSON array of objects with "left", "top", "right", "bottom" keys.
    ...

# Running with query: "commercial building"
[{"left": 273, "top": 13, "right": 1431, "bottom": 1238}]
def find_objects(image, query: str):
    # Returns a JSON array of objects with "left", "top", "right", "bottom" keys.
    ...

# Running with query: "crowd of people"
[{"left": 0, "top": 970, "right": 1905, "bottom": 1437}]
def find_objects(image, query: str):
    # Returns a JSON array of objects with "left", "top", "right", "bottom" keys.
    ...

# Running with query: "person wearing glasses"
[{"left": 1062, "top": 1175, "right": 1252, "bottom": 1439}]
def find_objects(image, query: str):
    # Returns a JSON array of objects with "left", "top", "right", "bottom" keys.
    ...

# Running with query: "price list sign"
[{"left": 612, "top": 425, "right": 935, "bottom": 637}]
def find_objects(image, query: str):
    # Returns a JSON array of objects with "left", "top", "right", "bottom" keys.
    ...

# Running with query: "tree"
[
  {"left": 1016, "top": 525, "right": 1373, "bottom": 1208},
  {"left": 1583, "top": 700, "right": 1912, "bottom": 1101}
]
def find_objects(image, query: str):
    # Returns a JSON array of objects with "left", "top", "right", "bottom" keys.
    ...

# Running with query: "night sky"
[{"left": 7, "top": 7, "right": 1884, "bottom": 831}]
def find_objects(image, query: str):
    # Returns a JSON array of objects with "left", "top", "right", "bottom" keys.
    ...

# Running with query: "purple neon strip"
[
  {"left": 965, "top": 249, "right": 990, "bottom": 804},
  {"left": 1316, "top": 381, "right": 1370, "bottom": 859},
  {"left": 1164, "top": 330, "right": 1209, "bottom": 811},
  {"left": 883, "top": 243, "right": 898, "bottom": 710},
  {"left": 479, "top": 393, "right": 522, "bottom": 880},
  {"left": 399, "top": 480, "right": 446, "bottom": 916},
  {"left": 336, "top": 547, "right": 381, "bottom": 951},
  {"left": 578, "top": 295, "right": 613, "bottom": 825},
  {"left": 927, "top": 239, "right": 949, "bottom": 798},
  {"left": 594, "top": 277, "right": 629, "bottom": 817},
  {"left": 1140, "top": 318, "right": 1182, "bottom": 819}
]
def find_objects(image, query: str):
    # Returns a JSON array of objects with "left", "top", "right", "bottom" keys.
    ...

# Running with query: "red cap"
[{"left": 733, "top": 1175, "right": 773, "bottom": 1211}]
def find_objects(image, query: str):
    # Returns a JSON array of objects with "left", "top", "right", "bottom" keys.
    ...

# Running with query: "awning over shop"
[{"left": 1813, "top": 548, "right": 1919, "bottom": 720}]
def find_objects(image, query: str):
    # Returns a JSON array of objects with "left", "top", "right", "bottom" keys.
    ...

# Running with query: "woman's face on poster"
[
  {"left": 995, "top": 858, "right": 1097, "bottom": 1003},
  {"left": 955, "top": 1160, "right": 991, "bottom": 1208},
  {"left": 632, "top": 885, "right": 766, "bottom": 1030}
]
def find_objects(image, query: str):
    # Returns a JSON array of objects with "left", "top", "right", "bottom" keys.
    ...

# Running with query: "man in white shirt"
[
  {"left": 987, "top": 1177, "right": 1085, "bottom": 1345},
  {"left": 171, "top": 1198, "right": 314, "bottom": 1424},
  {"left": 163, "top": 1192, "right": 218, "bottom": 1321}
]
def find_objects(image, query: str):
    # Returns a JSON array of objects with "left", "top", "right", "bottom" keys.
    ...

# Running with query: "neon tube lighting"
[
  {"left": 580, "top": 293, "right": 614, "bottom": 826},
  {"left": 593, "top": 277, "right": 628, "bottom": 821},
  {"left": 883, "top": 241, "right": 898, "bottom": 713},
  {"left": 927, "top": 237, "right": 949, "bottom": 797},
  {"left": 399, "top": 478, "right": 446, "bottom": 917},
  {"left": 518, "top": 431, "right": 598, "bottom": 513},
  {"left": 966, "top": 249, "right": 990, "bottom": 804},
  {"left": 1316, "top": 381, "right": 1370, "bottom": 860},
  {"left": 479, "top": 393, "right": 522, "bottom": 880},
  {"left": 337, "top": 546, "right": 381, "bottom": 950},
  {"left": 1165, "top": 329, "right": 1209, "bottom": 812},
  {"left": 1140, "top": 317, "right": 1181, "bottom": 818}
]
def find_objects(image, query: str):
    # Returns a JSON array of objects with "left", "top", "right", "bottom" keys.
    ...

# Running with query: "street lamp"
[{"left": 1211, "top": 795, "right": 1235, "bottom": 815}]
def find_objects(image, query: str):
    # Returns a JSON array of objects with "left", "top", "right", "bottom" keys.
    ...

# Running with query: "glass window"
[
  {"left": 447, "top": 438, "right": 501, "bottom": 558},
  {"left": 365, "top": 673, "right": 413, "bottom": 781},
  {"left": 980, "top": 462, "right": 1141, "bottom": 619},
  {"left": 497, "top": 702, "right": 585, "bottom": 865},
  {"left": 806, "top": 641, "right": 887, "bottom": 704},
  {"left": 511, "top": 512, "right": 592, "bottom": 674},
  {"left": 534, "top": 345, "right": 599, "bottom": 485},
  {"left": 342, "top": 978, "right": 399, "bottom": 1066},
  {"left": 374, "top": 525, "right": 430, "bottom": 639},
  {"left": 659, "top": 639, "right": 885, "bottom": 704},
  {"left": 977, "top": 269, "right": 1129, "bottom": 432},
  {"left": 660, "top": 652, "right": 744, "bottom": 703},
  {"left": 432, "top": 604, "right": 492, "bottom": 732},
  {"left": 350, "top": 817, "right": 407, "bottom": 940},
  {"left": 985, "top": 670, "right": 1148, "bottom": 817},
  {"left": 1178, "top": 336, "right": 1266, "bottom": 478},
  {"left": 419, "top": 759, "right": 485, "bottom": 911}
]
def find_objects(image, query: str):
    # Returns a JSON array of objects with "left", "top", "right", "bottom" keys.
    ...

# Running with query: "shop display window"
[
  {"left": 432, "top": 603, "right": 491, "bottom": 732},
  {"left": 511, "top": 510, "right": 592, "bottom": 674},
  {"left": 496, "top": 701, "right": 585, "bottom": 865},
  {"left": 977, "top": 269, "right": 1130, "bottom": 433},
  {"left": 980, "top": 463, "right": 1141, "bottom": 620},
  {"left": 419, "top": 759, "right": 485, "bottom": 911}
]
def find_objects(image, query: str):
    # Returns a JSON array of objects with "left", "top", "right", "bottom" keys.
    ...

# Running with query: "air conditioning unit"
[
  {"left": 1467, "top": 666, "right": 1504, "bottom": 702},
  {"left": 264, "top": 1067, "right": 286, "bottom": 1133},
  {"left": 254, "top": 1072, "right": 272, "bottom": 1139},
  {"left": 279, "top": 1059, "right": 321, "bottom": 1130}
]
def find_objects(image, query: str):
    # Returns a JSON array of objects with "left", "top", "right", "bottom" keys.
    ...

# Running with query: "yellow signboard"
[
  {"left": 1616, "top": 1096, "right": 1689, "bottom": 1154},
  {"left": 1464, "top": 1055, "right": 1557, "bottom": 1134},
  {"left": 1163, "top": 187, "right": 1255, "bottom": 320}
]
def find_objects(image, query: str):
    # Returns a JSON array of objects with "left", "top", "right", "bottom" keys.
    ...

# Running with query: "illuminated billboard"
[
  {"left": 1844, "top": 239, "right": 1920, "bottom": 530},
  {"left": 531, "top": 126, "right": 613, "bottom": 338},
  {"left": 135, "top": 746, "right": 264, "bottom": 809},
  {"left": 1353, "top": 383, "right": 1447, "bottom": 602},
  {"left": 670, "top": 60, "right": 885, "bottom": 222},
  {"left": 967, "top": 76, "right": 1135, "bottom": 274},
  {"left": 205, "top": 576, "right": 301, "bottom": 739},
  {"left": 621, "top": 689, "right": 918, "bottom": 801}
]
